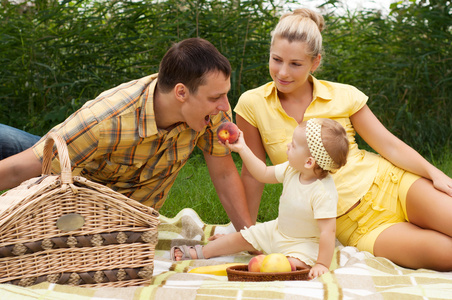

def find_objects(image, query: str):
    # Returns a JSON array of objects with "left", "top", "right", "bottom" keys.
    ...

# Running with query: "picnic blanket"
[{"left": 1, "top": 207, "right": 452, "bottom": 299}]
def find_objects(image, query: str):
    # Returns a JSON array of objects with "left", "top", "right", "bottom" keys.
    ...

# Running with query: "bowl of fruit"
[{"left": 226, "top": 253, "right": 310, "bottom": 282}]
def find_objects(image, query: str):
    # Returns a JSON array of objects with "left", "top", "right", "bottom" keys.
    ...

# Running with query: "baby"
[{"left": 172, "top": 118, "right": 349, "bottom": 279}]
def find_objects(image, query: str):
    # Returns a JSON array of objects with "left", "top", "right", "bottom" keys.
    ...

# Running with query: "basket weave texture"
[
  {"left": 226, "top": 265, "right": 310, "bottom": 282},
  {"left": 0, "top": 133, "right": 160, "bottom": 287}
]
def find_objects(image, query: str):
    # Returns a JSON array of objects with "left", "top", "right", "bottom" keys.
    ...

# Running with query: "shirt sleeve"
[
  {"left": 349, "top": 85, "right": 369, "bottom": 115},
  {"left": 274, "top": 161, "right": 290, "bottom": 183},
  {"left": 32, "top": 106, "right": 101, "bottom": 175},
  {"left": 311, "top": 177, "right": 339, "bottom": 219},
  {"left": 234, "top": 89, "right": 258, "bottom": 127}
]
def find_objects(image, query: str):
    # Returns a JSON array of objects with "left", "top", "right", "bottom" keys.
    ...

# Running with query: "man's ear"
[
  {"left": 305, "top": 157, "right": 316, "bottom": 169},
  {"left": 174, "top": 83, "right": 188, "bottom": 103}
]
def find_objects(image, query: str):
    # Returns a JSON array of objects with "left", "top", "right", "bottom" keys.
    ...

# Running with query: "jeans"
[{"left": 0, "top": 124, "right": 41, "bottom": 160}]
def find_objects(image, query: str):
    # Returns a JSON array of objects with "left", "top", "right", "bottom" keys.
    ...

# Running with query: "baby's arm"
[
  {"left": 310, "top": 217, "right": 336, "bottom": 278},
  {"left": 225, "top": 130, "right": 278, "bottom": 184}
]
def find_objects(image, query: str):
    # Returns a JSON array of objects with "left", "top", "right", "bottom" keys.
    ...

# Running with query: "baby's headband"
[{"left": 306, "top": 118, "right": 336, "bottom": 171}]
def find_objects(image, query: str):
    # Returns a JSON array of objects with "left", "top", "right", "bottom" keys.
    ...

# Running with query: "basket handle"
[{"left": 42, "top": 132, "right": 73, "bottom": 185}]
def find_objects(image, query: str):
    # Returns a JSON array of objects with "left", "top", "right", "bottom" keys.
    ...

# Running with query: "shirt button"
[
  {"left": 389, "top": 172, "right": 398, "bottom": 183},
  {"left": 358, "top": 227, "right": 368, "bottom": 234},
  {"left": 364, "top": 192, "right": 372, "bottom": 200}
]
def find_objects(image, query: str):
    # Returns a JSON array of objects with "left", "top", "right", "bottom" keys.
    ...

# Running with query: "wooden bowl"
[{"left": 226, "top": 264, "right": 310, "bottom": 282}]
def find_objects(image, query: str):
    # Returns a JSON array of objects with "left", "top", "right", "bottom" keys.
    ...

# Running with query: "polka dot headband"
[{"left": 306, "top": 118, "right": 336, "bottom": 171}]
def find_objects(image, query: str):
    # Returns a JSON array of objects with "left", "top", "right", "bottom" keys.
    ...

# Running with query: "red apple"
[
  {"left": 248, "top": 254, "right": 266, "bottom": 272},
  {"left": 217, "top": 122, "right": 239, "bottom": 144}
]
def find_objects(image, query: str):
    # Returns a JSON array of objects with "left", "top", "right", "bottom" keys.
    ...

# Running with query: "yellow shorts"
[{"left": 336, "top": 158, "right": 420, "bottom": 254}]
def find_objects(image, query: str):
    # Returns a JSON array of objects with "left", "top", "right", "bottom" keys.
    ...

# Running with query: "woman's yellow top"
[{"left": 234, "top": 75, "right": 380, "bottom": 215}]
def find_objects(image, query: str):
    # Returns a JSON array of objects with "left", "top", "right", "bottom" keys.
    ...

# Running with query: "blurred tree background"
[{"left": 0, "top": 0, "right": 450, "bottom": 160}]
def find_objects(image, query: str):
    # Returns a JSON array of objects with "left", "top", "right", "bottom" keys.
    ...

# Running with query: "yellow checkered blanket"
[{"left": 2, "top": 208, "right": 452, "bottom": 299}]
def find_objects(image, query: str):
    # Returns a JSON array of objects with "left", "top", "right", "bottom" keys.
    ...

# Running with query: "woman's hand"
[{"left": 431, "top": 169, "right": 452, "bottom": 196}]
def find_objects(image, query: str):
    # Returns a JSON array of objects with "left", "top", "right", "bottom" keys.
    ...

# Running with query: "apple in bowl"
[
  {"left": 260, "top": 253, "right": 292, "bottom": 273},
  {"left": 248, "top": 254, "right": 266, "bottom": 272}
]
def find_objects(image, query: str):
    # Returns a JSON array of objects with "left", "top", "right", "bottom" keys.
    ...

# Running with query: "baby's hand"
[
  {"left": 308, "top": 263, "right": 329, "bottom": 279},
  {"left": 223, "top": 130, "right": 246, "bottom": 153}
]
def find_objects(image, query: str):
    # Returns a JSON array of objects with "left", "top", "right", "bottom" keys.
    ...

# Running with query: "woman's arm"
[
  {"left": 236, "top": 115, "right": 268, "bottom": 223},
  {"left": 350, "top": 105, "right": 452, "bottom": 196}
]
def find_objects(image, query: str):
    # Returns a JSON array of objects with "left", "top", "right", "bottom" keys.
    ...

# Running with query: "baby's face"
[{"left": 286, "top": 126, "right": 311, "bottom": 171}]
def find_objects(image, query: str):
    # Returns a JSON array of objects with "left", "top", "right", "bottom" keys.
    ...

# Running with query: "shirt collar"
[
  {"left": 139, "top": 73, "right": 193, "bottom": 138},
  {"left": 310, "top": 75, "right": 332, "bottom": 102},
  {"left": 263, "top": 81, "right": 277, "bottom": 99},
  {"left": 139, "top": 74, "right": 159, "bottom": 138}
]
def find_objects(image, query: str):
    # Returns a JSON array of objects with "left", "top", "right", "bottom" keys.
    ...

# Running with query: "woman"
[{"left": 234, "top": 8, "right": 452, "bottom": 271}]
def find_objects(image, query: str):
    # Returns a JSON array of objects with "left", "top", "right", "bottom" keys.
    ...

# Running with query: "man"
[{"left": 0, "top": 38, "right": 253, "bottom": 231}]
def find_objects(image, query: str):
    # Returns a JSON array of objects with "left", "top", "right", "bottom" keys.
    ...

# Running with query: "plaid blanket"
[{"left": 2, "top": 208, "right": 452, "bottom": 299}]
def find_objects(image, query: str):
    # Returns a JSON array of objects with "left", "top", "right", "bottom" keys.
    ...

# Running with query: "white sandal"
[{"left": 170, "top": 244, "right": 204, "bottom": 261}]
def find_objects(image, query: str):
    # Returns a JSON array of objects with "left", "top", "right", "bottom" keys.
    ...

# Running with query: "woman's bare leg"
[
  {"left": 373, "top": 178, "right": 452, "bottom": 271},
  {"left": 374, "top": 222, "right": 452, "bottom": 271},
  {"left": 405, "top": 178, "right": 452, "bottom": 236}
]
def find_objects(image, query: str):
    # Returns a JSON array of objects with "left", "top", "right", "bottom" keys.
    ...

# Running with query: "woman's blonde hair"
[{"left": 271, "top": 8, "right": 325, "bottom": 58}]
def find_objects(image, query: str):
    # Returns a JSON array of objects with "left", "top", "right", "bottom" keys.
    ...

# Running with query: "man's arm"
[
  {"left": 203, "top": 152, "right": 253, "bottom": 231},
  {"left": 0, "top": 148, "right": 42, "bottom": 191}
]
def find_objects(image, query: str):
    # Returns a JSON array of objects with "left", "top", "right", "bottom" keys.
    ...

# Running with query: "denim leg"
[{"left": 0, "top": 124, "right": 42, "bottom": 160}]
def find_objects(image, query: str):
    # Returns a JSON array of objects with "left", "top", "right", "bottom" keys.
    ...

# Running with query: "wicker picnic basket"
[{"left": 0, "top": 133, "right": 160, "bottom": 288}]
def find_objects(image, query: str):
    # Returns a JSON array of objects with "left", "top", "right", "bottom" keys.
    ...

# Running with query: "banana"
[{"left": 188, "top": 263, "right": 246, "bottom": 276}]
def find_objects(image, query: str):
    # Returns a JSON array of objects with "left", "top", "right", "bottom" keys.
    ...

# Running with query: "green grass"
[
  {"left": 160, "top": 149, "right": 452, "bottom": 224},
  {"left": 160, "top": 152, "right": 282, "bottom": 224}
]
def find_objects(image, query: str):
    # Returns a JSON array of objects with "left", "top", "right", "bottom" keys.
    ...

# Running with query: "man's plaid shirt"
[{"left": 33, "top": 74, "right": 231, "bottom": 209}]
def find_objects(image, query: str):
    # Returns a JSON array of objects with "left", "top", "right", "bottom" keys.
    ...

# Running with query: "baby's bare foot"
[
  {"left": 172, "top": 246, "right": 201, "bottom": 261},
  {"left": 287, "top": 257, "right": 310, "bottom": 270},
  {"left": 173, "top": 248, "right": 183, "bottom": 261}
]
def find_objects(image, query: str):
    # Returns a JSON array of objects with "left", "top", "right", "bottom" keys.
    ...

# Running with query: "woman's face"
[{"left": 269, "top": 37, "right": 321, "bottom": 95}]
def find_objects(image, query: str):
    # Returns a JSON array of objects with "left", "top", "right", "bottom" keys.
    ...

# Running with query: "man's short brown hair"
[{"left": 157, "top": 38, "right": 231, "bottom": 94}]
